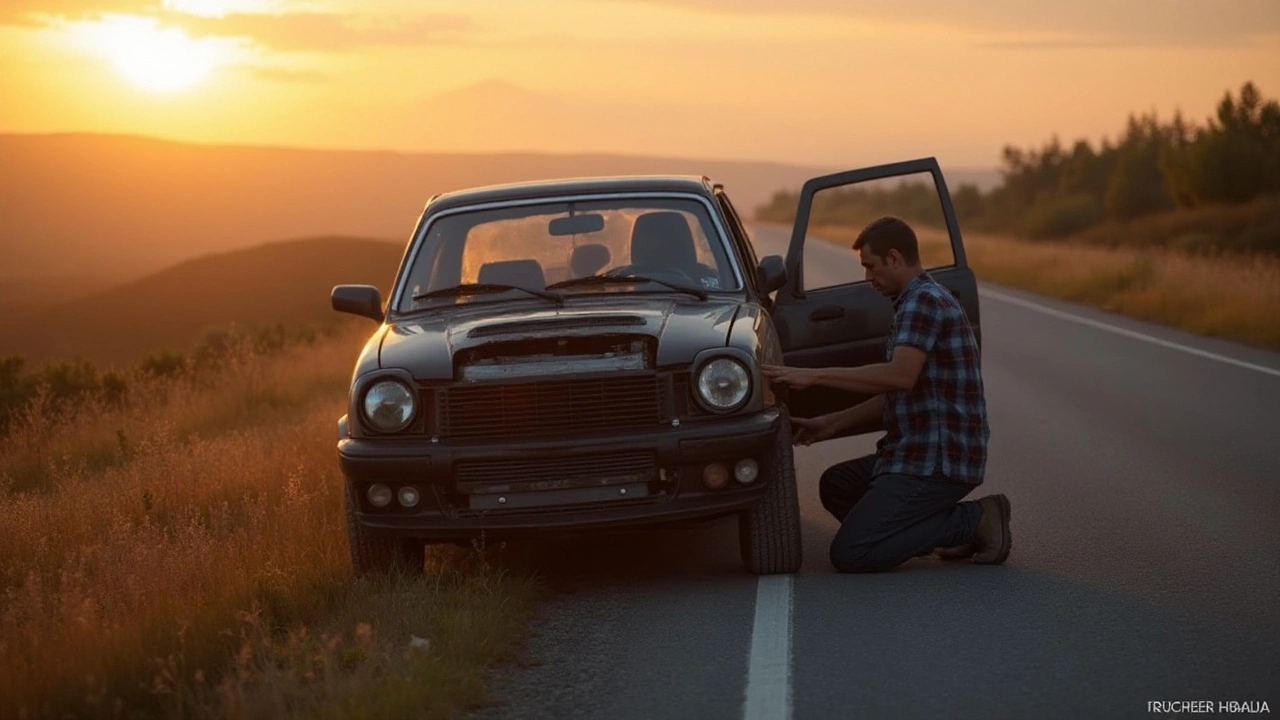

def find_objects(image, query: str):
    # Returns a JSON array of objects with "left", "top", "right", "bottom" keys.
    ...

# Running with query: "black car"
[{"left": 331, "top": 157, "right": 980, "bottom": 575}]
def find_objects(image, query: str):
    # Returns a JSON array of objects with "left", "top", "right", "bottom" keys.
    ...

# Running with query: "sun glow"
[
  {"left": 162, "top": 0, "right": 279, "bottom": 19},
  {"left": 89, "top": 16, "right": 223, "bottom": 92}
]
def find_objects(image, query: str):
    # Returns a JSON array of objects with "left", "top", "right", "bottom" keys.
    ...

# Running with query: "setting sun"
[{"left": 90, "top": 16, "right": 221, "bottom": 92}]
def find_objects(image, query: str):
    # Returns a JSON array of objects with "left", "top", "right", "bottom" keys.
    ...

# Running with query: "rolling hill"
[
  {"left": 0, "top": 133, "right": 831, "bottom": 280},
  {"left": 0, "top": 132, "right": 1000, "bottom": 281},
  {"left": 0, "top": 236, "right": 404, "bottom": 367},
  {"left": 0, "top": 275, "right": 120, "bottom": 319},
  {"left": 0, "top": 131, "right": 1002, "bottom": 365}
]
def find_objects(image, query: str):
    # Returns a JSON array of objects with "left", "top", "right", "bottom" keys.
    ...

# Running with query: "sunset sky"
[{"left": 2, "top": 0, "right": 1278, "bottom": 168}]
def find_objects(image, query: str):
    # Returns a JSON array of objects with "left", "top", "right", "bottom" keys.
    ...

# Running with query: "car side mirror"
[
  {"left": 756, "top": 255, "right": 786, "bottom": 294},
  {"left": 332, "top": 285, "right": 384, "bottom": 322}
]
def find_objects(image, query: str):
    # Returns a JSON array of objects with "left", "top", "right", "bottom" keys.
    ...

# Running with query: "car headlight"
[
  {"left": 362, "top": 379, "right": 416, "bottom": 432},
  {"left": 696, "top": 357, "right": 750, "bottom": 411}
]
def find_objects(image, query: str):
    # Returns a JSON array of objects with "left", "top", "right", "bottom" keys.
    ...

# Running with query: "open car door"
[{"left": 771, "top": 157, "right": 981, "bottom": 432}]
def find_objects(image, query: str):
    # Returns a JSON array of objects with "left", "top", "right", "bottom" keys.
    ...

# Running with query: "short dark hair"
[{"left": 852, "top": 216, "right": 920, "bottom": 265}]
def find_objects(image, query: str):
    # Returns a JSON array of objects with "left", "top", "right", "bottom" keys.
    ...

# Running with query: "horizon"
[
  {"left": 0, "top": 128, "right": 861, "bottom": 170},
  {"left": 2, "top": 1, "right": 1277, "bottom": 168},
  {"left": 0, "top": 129, "right": 1006, "bottom": 187}
]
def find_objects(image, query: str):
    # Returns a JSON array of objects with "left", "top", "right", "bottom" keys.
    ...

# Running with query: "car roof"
[{"left": 425, "top": 175, "right": 717, "bottom": 213}]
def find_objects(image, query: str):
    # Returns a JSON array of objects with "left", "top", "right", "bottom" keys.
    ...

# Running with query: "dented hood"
[{"left": 379, "top": 297, "right": 741, "bottom": 380}]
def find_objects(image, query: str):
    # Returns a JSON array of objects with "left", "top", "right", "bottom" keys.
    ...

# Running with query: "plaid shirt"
[{"left": 875, "top": 272, "right": 989, "bottom": 484}]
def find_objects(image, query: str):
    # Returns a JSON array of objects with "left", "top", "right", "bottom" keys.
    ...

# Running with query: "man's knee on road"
[{"left": 829, "top": 542, "right": 897, "bottom": 574}]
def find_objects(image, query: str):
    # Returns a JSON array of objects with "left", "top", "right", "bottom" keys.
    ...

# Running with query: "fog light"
[
  {"left": 702, "top": 463, "right": 729, "bottom": 490},
  {"left": 367, "top": 483, "right": 392, "bottom": 508},
  {"left": 734, "top": 458, "right": 759, "bottom": 484},
  {"left": 397, "top": 485, "right": 421, "bottom": 508}
]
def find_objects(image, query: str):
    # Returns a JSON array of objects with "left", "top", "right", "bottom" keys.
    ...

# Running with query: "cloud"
[
  {"left": 175, "top": 12, "right": 473, "bottom": 52},
  {"left": 614, "top": 0, "right": 1280, "bottom": 47},
  {"left": 0, "top": 0, "right": 160, "bottom": 25},
  {"left": 1, "top": 1, "right": 474, "bottom": 52}
]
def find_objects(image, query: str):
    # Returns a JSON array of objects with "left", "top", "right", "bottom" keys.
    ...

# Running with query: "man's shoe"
[
  {"left": 934, "top": 543, "right": 975, "bottom": 560},
  {"left": 971, "top": 494, "right": 1012, "bottom": 565}
]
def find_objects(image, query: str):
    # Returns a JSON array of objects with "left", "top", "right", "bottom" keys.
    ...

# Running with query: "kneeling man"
[{"left": 763, "top": 216, "right": 1010, "bottom": 573}]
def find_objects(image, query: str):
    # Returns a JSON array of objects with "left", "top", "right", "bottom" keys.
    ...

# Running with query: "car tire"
[
  {"left": 344, "top": 485, "right": 426, "bottom": 577},
  {"left": 739, "top": 410, "right": 802, "bottom": 574}
]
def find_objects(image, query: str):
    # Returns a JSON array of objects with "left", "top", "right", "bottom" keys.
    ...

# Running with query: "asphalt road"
[{"left": 469, "top": 224, "right": 1280, "bottom": 720}]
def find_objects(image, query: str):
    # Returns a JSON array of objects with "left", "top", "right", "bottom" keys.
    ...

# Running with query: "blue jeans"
[{"left": 819, "top": 453, "right": 982, "bottom": 573}]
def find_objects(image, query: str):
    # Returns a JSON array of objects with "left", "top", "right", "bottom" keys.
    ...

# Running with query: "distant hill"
[
  {"left": 0, "top": 132, "right": 999, "bottom": 280},
  {"left": 0, "top": 237, "right": 404, "bottom": 366},
  {"left": 0, "top": 275, "right": 121, "bottom": 318}
]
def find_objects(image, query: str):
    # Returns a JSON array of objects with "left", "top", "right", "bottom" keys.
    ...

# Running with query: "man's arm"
[
  {"left": 813, "top": 351, "right": 926, "bottom": 393},
  {"left": 792, "top": 395, "right": 885, "bottom": 445},
  {"left": 765, "top": 288, "right": 944, "bottom": 394},
  {"left": 763, "top": 347, "right": 926, "bottom": 394}
]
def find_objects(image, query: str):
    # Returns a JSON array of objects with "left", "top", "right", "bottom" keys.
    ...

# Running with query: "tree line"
[{"left": 757, "top": 81, "right": 1280, "bottom": 254}]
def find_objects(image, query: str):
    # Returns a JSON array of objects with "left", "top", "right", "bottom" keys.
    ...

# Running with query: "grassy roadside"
[
  {"left": 956, "top": 232, "right": 1280, "bottom": 350},
  {"left": 0, "top": 331, "right": 539, "bottom": 719},
  {"left": 787, "top": 223, "right": 1280, "bottom": 351}
]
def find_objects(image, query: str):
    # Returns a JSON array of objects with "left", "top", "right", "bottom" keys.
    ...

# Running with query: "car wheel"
[
  {"left": 344, "top": 485, "right": 426, "bottom": 577},
  {"left": 739, "top": 410, "right": 802, "bottom": 574}
]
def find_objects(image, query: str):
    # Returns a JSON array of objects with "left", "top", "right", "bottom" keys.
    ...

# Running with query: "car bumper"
[{"left": 338, "top": 407, "right": 782, "bottom": 538}]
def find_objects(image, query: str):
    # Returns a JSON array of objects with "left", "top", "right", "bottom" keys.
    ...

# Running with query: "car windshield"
[{"left": 394, "top": 196, "right": 739, "bottom": 312}]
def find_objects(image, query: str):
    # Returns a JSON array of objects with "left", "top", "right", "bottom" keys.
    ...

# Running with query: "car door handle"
[{"left": 810, "top": 305, "right": 845, "bottom": 321}]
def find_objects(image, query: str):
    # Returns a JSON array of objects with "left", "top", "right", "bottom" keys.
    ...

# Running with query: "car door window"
[
  {"left": 767, "top": 158, "right": 979, "bottom": 427},
  {"left": 800, "top": 170, "right": 957, "bottom": 291}
]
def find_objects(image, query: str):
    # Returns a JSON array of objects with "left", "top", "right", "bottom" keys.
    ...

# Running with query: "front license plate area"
[{"left": 467, "top": 482, "right": 651, "bottom": 511}]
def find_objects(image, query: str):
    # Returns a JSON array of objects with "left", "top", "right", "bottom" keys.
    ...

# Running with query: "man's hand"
[
  {"left": 791, "top": 414, "right": 841, "bottom": 446},
  {"left": 762, "top": 364, "right": 818, "bottom": 390}
]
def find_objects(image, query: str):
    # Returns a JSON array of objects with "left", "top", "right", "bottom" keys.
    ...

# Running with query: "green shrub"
[
  {"left": 252, "top": 323, "right": 289, "bottom": 355},
  {"left": 1023, "top": 192, "right": 1105, "bottom": 239},
  {"left": 100, "top": 371, "right": 129, "bottom": 409},
  {"left": 194, "top": 327, "right": 236, "bottom": 365},
  {"left": 952, "top": 183, "right": 986, "bottom": 225},
  {"left": 1171, "top": 232, "right": 1221, "bottom": 255},
  {"left": 1232, "top": 200, "right": 1280, "bottom": 254},
  {"left": 0, "top": 355, "right": 32, "bottom": 431},
  {"left": 32, "top": 358, "right": 102, "bottom": 413},
  {"left": 140, "top": 351, "right": 188, "bottom": 379}
]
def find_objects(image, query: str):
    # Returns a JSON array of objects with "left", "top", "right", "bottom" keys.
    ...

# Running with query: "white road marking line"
[
  {"left": 743, "top": 575, "right": 793, "bottom": 720},
  {"left": 979, "top": 287, "right": 1280, "bottom": 379}
]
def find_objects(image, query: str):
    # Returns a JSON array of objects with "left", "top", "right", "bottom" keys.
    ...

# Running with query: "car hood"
[{"left": 379, "top": 297, "right": 742, "bottom": 379}]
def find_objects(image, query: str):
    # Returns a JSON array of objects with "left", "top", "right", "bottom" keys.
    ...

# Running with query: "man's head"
[{"left": 852, "top": 216, "right": 923, "bottom": 297}]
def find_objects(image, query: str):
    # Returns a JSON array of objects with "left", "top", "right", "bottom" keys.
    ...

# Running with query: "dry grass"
[
  {"left": 804, "top": 223, "right": 1280, "bottom": 351},
  {"left": 957, "top": 232, "right": 1280, "bottom": 350},
  {"left": 0, "top": 331, "right": 539, "bottom": 719},
  {"left": 1, "top": 337, "right": 350, "bottom": 497}
]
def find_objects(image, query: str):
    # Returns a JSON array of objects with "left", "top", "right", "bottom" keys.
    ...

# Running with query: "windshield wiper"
[
  {"left": 547, "top": 274, "right": 707, "bottom": 300},
  {"left": 413, "top": 283, "right": 564, "bottom": 305}
]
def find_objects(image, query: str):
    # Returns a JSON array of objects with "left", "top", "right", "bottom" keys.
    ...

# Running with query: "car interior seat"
[
  {"left": 570, "top": 243, "right": 612, "bottom": 277},
  {"left": 477, "top": 259, "right": 547, "bottom": 289},
  {"left": 630, "top": 212, "right": 699, "bottom": 269}
]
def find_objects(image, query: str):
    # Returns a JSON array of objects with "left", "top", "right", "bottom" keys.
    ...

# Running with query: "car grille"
[
  {"left": 439, "top": 374, "right": 663, "bottom": 442},
  {"left": 455, "top": 450, "right": 656, "bottom": 490},
  {"left": 671, "top": 372, "right": 707, "bottom": 417}
]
